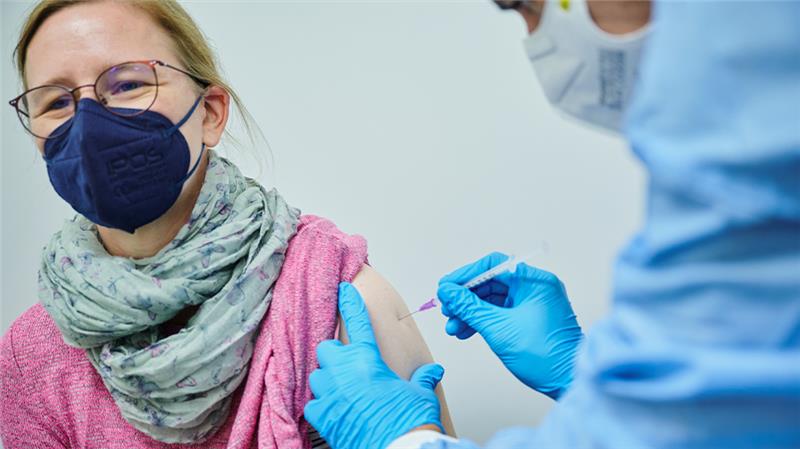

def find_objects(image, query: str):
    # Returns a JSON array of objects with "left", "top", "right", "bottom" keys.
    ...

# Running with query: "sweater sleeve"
[{"left": 0, "top": 324, "right": 68, "bottom": 448}]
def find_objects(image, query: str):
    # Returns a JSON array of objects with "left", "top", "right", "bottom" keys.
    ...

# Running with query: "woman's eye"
[
  {"left": 110, "top": 81, "right": 145, "bottom": 95},
  {"left": 45, "top": 97, "right": 71, "bottom": 112}
]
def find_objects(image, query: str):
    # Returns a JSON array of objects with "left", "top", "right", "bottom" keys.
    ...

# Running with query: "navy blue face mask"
[{"left": 43, "top": 96, "right": 206, "bottom": 234}]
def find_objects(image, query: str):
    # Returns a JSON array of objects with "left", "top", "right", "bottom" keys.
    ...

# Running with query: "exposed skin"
[
  {"left": 347, "top": 266, "right": 456, "bottom": 435},
  {"left": 23, "top": 0, "right": 454, "bottom": 438},
  {"left": 504, "top": 0, "right": 651, "bottom": 34},
  {"left": 586, "top": 0, "right": 651, "bottom": 34}
]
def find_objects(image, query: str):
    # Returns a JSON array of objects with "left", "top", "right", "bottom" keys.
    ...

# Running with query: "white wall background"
[{"left": 1, "top": 0, "right": 644, "bottom": 444}]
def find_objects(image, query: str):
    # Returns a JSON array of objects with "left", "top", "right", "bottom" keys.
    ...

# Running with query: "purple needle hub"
[{"left": 418, "top": 298, "right": 439, "bottom": 312}]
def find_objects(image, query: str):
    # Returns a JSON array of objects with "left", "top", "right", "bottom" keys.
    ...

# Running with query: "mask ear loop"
[
  {"left": 177, "top": 142, "right": 206, "bottom": 185},
  {"left": 169, "top": 94, "right": 208, "bottom": 185},
  {"left": 163, "top": 95, "right": 205, "bottom": 136}
]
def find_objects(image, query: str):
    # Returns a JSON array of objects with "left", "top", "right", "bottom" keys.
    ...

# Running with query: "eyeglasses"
[{"left": 8, "top": 59, "right": 209, "bottom": 140}]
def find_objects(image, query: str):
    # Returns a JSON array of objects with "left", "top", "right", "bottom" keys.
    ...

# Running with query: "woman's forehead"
[{"left": 25, "top": 1, "right": 176, "bottom": 88}]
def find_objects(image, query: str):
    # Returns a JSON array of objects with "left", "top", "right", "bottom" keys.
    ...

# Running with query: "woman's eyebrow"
[
  {"left": 38, "top": 74, "right": 76, "bottom": 87},
  {"left": 37, "top": 60, "right": 120, "bottom": 88}
]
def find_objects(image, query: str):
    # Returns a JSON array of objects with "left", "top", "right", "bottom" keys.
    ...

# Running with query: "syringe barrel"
[{"left": 462, "top": 255, "right": 519, "bottom": 289}]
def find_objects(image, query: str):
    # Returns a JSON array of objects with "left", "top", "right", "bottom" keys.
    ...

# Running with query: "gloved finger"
[
  {"left": 444, "top": 316, "right": 478, "bottom": 340},
  {"left": 443, "top": 283, "right": 506, "bottom": 337},
  {"left": 308, "top": 368, "right": 333, "bottom": 399},
  {"left": 471, "top": 280, "right": 509, "bottom": 307},
  {"left": 455, "top": 324, "right": 477, "bottom": 340},
  {"left": 303, "top": 398, "right": 326, "bottom": 430},
  {"left": 445, "top": 317, "right": 470, "bottom": 336},
  {"left": 437, "top": 282, "right": 502, "bottom": 335},
  {"left": 440, "top": 299, "right": 453, "bottom": 318},
  {"left": 409, "top": 363, "right": 445, "bottom": 391},
  {"left": 338, "top": 282, "right": 377, "bottom": 346},
  {"left": 439, "top": 252, "right": 510, "bottom": 286},
  {"left": 441, "top": 279, "right": 507, "bottom": 323},
  {"left": 513, "top": 263, "right": 561, "bottom": 286},
  {"left": 316, "top": 339, "right": 344, "bottom": 368}
]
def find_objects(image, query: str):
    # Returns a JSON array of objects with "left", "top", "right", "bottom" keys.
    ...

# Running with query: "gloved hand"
[
  {"left": 304, "top": 282, "right": 445, "bottom": 449},
  {"left": 437, "top": 252, "right": 583, "bottom": 400}
]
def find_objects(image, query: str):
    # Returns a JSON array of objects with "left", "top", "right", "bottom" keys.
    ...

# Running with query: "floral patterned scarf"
[{"left": 38, "top": 151, "right": 300, "bottom": 443}]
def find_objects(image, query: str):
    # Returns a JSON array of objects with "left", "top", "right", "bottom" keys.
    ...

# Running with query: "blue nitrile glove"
[
  {"left": 304, "top": 282, "right": 445, "bottom": 449},
  {"left": 437, "top": 252, "right": 583, "bottom": 400}
]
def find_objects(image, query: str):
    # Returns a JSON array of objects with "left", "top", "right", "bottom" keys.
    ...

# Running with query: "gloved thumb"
[
  {"left": 437, "top": 282, "right": 501, "bottom": 335},
  {"left": 410, "top": 363, "right": 445, "bottom": 391}
]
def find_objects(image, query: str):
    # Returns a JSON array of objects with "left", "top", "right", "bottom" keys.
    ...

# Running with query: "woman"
[{"left": 0, "top": 0, "right": 453, "bottom": 447}]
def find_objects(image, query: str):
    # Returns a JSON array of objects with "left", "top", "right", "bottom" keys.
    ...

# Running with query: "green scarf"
[{"left": 38, "top": 151, "right": 300, "bottom": 443}]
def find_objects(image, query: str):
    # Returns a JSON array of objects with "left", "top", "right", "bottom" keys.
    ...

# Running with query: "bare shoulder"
[
  {"left": 343, "top": 265, "right": 431, "bottom": 379},
  {"left": 340, "top": 265, "right": 456, "bottom": 435}
]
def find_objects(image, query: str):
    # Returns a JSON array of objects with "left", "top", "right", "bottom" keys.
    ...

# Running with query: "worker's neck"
[{"left": 587, "top": 0, "right": 651, "bottom": 35}]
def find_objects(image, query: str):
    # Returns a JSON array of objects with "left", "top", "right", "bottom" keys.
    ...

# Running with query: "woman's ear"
[{"left": 201, "top": 85, "right": 230, "bottom": 148}]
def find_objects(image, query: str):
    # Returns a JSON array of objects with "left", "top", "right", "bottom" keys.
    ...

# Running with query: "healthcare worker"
[{"left": 304, "top": 1, "right": 800, "bottom": 448}]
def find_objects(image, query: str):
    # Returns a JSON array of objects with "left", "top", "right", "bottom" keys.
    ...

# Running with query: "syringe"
[{"left": 399, "top": 247, "right": 547, "bottom": 321}]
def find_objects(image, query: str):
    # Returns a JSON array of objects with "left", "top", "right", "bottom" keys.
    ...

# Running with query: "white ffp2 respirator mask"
[{"left": 524, "top": 0, "right": 650, "bottom": 132}]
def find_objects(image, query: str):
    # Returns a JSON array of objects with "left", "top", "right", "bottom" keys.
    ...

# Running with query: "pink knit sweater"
[{"left": 0, "top": 215, "right": 367, "bottom": 449}]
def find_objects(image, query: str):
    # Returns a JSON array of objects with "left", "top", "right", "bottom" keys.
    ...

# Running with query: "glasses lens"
[
  {"left": 96, "top": 62, "right": 157, "bottom": 116},
  {"left": 17, "top": 86, "right": 75, "bottom": 139}
]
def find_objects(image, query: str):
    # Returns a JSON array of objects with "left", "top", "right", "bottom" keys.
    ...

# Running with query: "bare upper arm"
[{"left": 338, "top": 265, "right": 455, "bottom": 435}]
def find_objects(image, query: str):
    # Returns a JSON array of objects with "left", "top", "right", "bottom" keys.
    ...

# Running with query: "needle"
[
  {"left": 400, "top": 244, "right": 549, "bottom": 321},
  {"left": 398, "top": 297, "right": 439, "bottom": 321}
]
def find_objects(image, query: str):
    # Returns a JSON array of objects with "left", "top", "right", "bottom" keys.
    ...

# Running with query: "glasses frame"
[{"left": 8, "top": 59, "right": 209, "bottom": 139}]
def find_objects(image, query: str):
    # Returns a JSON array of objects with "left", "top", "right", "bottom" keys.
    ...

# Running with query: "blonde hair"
[{"left": 13, "top": 0, "right": 266, "bottom": 155}]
